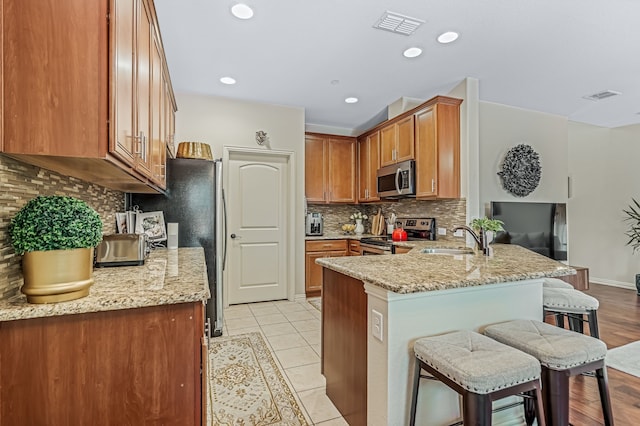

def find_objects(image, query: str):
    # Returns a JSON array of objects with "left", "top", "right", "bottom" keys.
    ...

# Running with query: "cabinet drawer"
[
  {"left": 349, "top": 240, "right": 361, "bottom": 254},
  {"left": 306, "top": 240, "right": 347, "bottom": 252}
]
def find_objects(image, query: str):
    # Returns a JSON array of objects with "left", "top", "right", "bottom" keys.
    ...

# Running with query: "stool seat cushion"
[
  {"left": 414, "top": 330, "right": 540, "bottom": 394},
  {"left": 543, "top": 287, "right": 599, "bottom": 313},
  {"left": 484, "top": 319, "right": 607, "bottom": 370},
  {"left": 543, "top": 277, "right": 574, "bottom": 289}
]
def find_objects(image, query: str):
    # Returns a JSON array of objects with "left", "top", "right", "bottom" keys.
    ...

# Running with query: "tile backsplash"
[
  {"left": 308, "top": 198, "right": 467, "bottom": 240},
  {"left": 0, "top": 155, "right": 123, "bottom": 299}
]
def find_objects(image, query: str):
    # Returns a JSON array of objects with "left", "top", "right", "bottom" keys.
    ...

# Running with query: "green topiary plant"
[
  {"left": 623, "top": 198, "right": 640, "bottom": 253},
  {"left": 470, "top": 217, "right": 505, "bottom": 233},
  {"left": 9, "top": 196, "right": 103, "bottom": 255}
]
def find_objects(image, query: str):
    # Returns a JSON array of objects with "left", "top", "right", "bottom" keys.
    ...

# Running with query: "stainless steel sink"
[{"left": 420, "top": 248, "right": 475, "bottom": 255}]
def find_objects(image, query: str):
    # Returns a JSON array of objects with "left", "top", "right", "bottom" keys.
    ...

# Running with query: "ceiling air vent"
[
  {"left": 373, "top": 11, "right": 425, "bottom": 36},
  {"left": 583, "top": 90, "right": 621, "bottom": 101}
]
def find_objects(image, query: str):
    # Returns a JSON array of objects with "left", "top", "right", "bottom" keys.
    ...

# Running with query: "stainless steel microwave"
[{"left": 377, "top": 159, "right": 416, "bottom": 198}]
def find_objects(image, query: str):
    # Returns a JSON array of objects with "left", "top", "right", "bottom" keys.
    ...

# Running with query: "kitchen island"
[
  {"left": 0, "top": 247, "right": 209, "bottom": 426},
  {"left": 317, "top": 243, "right": 574, "bottom": 426}
]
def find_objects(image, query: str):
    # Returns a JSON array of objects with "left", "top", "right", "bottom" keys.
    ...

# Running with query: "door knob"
[{"left": 230, "top": 233, "right": 237, "bottom": 239}]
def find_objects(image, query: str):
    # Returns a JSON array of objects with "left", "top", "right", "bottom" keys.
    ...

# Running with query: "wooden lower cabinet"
[
  {"left": 0, "top": 302, "right": 205, "bottom": 426},
  {"left": 305, "top": 240, "right": 348, "bottom": 296},
  {"left": 322, "top": 269, "right": 367, "bottom": 426},
  {"left": 349, "top": 240, "right": 361, "bottom": 255},
  {"left": 558, "top": 266, "right": 589, "bottom": 290},
  {"left": 394, "top": 245, "right": 412, "bottom": 254}
]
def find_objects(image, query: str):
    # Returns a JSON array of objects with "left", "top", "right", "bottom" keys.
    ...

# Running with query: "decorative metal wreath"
[{"left": 497, "top": 144, "right": 541, "bottom": 197}]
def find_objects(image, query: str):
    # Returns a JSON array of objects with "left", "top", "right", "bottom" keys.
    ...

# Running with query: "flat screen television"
[{"left": 490, "top": 201, "right": 567, "bottom": 261}]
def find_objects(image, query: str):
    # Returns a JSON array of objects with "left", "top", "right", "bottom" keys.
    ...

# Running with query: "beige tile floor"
[{"left": 223, "top": 298, "right": 349, "bottom": 426}]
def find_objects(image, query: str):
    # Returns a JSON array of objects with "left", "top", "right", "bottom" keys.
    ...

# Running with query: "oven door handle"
[{"left": 395, "top": 168, "right": 402, "bottom": 194}]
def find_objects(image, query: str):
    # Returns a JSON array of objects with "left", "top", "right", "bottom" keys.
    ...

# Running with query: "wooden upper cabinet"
[
  {"left": 0, "top": 0, "right": 176, "bottom": 193},
  {"left": 305, "top": 135, "right": 326, "bottom": 203},
  {"left": 327, "top": 138, "right": 356, "bottom": 202},
  {"left": 305, "top": 134, "right": 356, "bottom": 204},
  {"left": 415, "top": 97, "right": 462, "bottom": 199},
  {"left": 379, "top": 115, "right": 415, "bottom": 167},
  {"left": 111, "top": 0, "right": 137, "bottom": 166},
  {"left": 358, "top": 131, "right": 380, "bottom": 202}
]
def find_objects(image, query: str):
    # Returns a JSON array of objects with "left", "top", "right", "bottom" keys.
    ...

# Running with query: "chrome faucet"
[{"left": 452, "top": 225, "right": 492, "bottom": 256}]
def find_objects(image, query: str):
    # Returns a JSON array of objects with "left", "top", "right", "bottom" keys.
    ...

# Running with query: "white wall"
[
  {"left": 568, "top": 122, "right": 640, "bottom": 288},
  {"left": 479, "top": 102, "right": 569, "bottom": 215},
  {"left": 173, "top": 93, "right": 307, "bottom": 297}
]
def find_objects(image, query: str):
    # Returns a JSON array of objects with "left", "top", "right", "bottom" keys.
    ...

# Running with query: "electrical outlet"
[
  {"left": 453, "top": 229, "right": 464, "bottom": 237},
  {"left": 372, "top": 309, "right": 384, "bottom": 341},
  {"left": 438, "top": 227, "right": 447, "bottom": 236}
]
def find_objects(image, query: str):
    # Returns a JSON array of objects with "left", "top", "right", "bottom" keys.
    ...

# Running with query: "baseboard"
[
  {"left": 294, "top": 293, "right": 308, "bottom": 302},
  {"left": 590, "top": 277, "right": 636, "bottom": 290}
]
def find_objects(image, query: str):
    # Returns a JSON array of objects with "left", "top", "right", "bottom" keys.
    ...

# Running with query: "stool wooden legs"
[
  {"left": 542, "top": 368, "right": 571, "bottom": 425},
  {"left": 410, "top": 359, "right": 546, "bottom": 426},
  {"left": 409, "top": 360, "right": 421, "bottom": 426},
  {"left": 462, "top": 393, "right": 491, "bottom": 425},
  {"left": 596, "top": 367, "right": 614, "bottom": 426},
  {"left": 541, "top": 361, "right": 614, "bottom": 426},
  {"left": 547, "top": 309, "right": 600, "bottom": 338}
]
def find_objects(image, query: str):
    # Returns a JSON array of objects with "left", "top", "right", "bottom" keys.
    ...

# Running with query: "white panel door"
[{"left": 227, "top": 152, "right": 288, "bottom": 304}]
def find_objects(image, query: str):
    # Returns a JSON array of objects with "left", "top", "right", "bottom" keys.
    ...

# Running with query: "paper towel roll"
[{"left": 167, "top": 222, "right": 179, "bottom": 249}]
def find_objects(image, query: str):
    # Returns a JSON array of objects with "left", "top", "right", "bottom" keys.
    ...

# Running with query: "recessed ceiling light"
[
  {"left": 345, "top": 97, "right": 359, "bottom": 104},
  {"left": 437, "top": 31, "right": 459, "bottom": 44},
  {"left": 403, "top": 47, "right": 422, "bottom": 58},
  {"left": 220, "top": 76, "right": 236, "bottom": 85},
  {"left": 231, "top": 3, "right": 254, "bottom": 20}
]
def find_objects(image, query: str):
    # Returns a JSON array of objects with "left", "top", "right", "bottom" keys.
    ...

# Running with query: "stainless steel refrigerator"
[{"left": 127, "top": 158, "right": 226, "bottom": 337}]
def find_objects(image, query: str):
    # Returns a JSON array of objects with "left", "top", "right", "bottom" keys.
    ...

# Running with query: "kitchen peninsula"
[
  {"left": 0, "top": 248, "right": 209, "bottom": 425},
  {"left": 317, "top": 243, "right": 574, "bottom": 426}
]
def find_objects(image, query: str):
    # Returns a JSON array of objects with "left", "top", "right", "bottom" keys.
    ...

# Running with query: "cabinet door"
[
  {"left": 305, "top": 135, "right": 326, "bottom": 203},
  {"left": 305, "top": 250, "right": 348, "bottom": 294},
  {"left": 415, "top": 107, "right": 437, "bottom": 198},
  {"left": 327, "top": 139, "right": 356, "bottom": 203},
  {"left": 366, "top": 131, "right": 380, "bottom": 201},
  {"left": 149, "top": 30, "right": 166, "bottom": 187},
  {"left": 357, "top": 138, "right": 368, "bottom": 202},
  {"left": 111, "top": 0, "right": 137, "bottom": 166},
  {"left": 135, "top": 0, "right": 153, "bottom": 178},
  {"left": 380, "top": 124, "right": 396, "bottom": 167},
  {"left": 395, "top": 115, "right": 415, "bottom": 163}
]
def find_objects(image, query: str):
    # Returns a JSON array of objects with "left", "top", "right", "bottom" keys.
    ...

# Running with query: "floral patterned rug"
[
  {"left": 208, "top": 332, "right": 308, "bottom": 425},
  {"left": 307, "top": 297, "right": 321, "bottom": 312}
]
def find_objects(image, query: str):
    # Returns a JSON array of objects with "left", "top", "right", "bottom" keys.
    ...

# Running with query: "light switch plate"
[
  {"left": 372, "top": 309, "right": 384, "bottom": 341},
  {"left": 438, "top": 227, "right": 447, "bottom": 236}
]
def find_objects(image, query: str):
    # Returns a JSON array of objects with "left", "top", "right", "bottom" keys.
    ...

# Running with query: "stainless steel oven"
[{"left": 360, "top": 240, "right": 395, "bottom": 255}]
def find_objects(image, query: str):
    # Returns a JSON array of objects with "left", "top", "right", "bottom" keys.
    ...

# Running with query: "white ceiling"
[{"left": 154, "top": 0, "right": 640, "bottom": 133}]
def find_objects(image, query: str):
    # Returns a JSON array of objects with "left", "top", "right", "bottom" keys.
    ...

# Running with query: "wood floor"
[{"left": 564, "top": 283, "right": 640, "bottom": 425}]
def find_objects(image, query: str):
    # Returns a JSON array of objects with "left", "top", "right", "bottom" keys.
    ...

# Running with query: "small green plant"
[
  {"left": 9, "top": 196, "right": 103, "bottom": 255},
  {"left": 623, "top": 198, "right": 640, "bottom": 253},
  {"left": 470, "top": 217, "right": 505, "bottom": 233}
]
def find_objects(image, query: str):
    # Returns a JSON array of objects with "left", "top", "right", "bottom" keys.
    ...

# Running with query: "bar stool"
[
  {"left": 484, "top": 319, "right": 613, "bottom": 426},
  {"left": 409, "top": 330, "right": 546, "bottom": 426},
  {"left": 542, "top": 286, "right": 600, "bottom": 338},
  {"left": 543, "top": 277, "right": 574, "bottom": 289}
]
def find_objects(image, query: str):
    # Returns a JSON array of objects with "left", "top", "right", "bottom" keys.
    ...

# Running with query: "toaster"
[{"left": 95, "top": 234, "right": 150, "bottom": 267}]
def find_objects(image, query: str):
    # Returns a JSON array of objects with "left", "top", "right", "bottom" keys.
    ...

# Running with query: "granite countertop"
[
  {"left": 316, "top": 243, "right": 574, "bottom": 294},
  {"left": 0, "top": 247, "right": 210, "bottom": 322}
]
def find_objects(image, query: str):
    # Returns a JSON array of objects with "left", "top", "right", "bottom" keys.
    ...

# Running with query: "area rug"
[
  {"left": 606, "top": 340, "right": 640, "bottom": 378},
  {"left": 307, "top": 297, "right": 321, "bottom": 312},
  {"left": 208, "top": 332, "right": 308, "bottom": 425}
]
